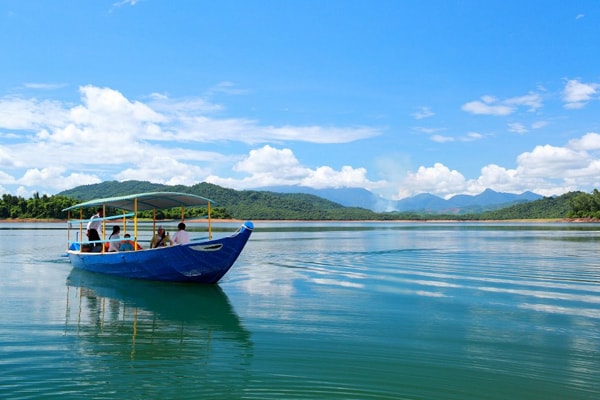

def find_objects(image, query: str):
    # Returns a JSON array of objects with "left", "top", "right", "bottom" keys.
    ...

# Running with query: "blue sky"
[{"left": 1, "top": 0, "right": 600, "bottom": 200}]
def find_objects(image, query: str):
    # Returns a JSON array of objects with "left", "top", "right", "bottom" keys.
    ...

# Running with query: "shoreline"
[{"left": 1, "top": 218, "right": 598, "bottom": 224}]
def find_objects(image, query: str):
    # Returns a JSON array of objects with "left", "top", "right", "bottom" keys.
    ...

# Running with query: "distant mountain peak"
[{"left": 255, "top": 186, "right": 542, "bottom": 214}]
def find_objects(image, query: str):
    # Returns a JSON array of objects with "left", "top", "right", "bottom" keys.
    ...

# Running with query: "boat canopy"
[{"left": 62, "top": 192, "right": 215, "bottom": 212}]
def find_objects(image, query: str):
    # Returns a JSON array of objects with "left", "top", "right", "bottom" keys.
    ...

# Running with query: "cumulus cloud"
[
  {"left": 568, "top": 132, "right": 600, "bottom": 151},
  {"left": 17, "top": 167, "right": 101, "bottom": 195},
  {"left": 516, "top": 144, "right": 589, "bottom": 176},
  {"left": 207, "top": 145, "right": 385, "bottom": 190},
  {"left": 234, "top": 145, "right": 308, "bottom": 180},
  {"left": 396, "top": 132, "right": 600, "bottom": 199},
  {"left": 0, "top": 96, "right": 68, "bottom": 130},
  {"left": 562, "top": 79, "right": 599, "bottom": 109},
  {"left": 397, "top": 163, "right": 467, "bottom": 199},
  {"left": 301, "top": 166, "right": 376, "bottom": 189},
  {"left": 0, "top": 85, "right": 382, "bottom": 194},
  {"left": 0, "top": 168, "right": 16, "bottom": 185}
]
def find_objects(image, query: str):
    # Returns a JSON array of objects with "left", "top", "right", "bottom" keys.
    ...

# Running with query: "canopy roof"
[{"left": 62, "top": 192, "right": 214, "bottom": 212}]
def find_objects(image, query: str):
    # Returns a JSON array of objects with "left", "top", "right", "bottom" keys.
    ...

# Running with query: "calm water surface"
[{"left": 1, "top": 222, "right": 599, "bottom": 399}]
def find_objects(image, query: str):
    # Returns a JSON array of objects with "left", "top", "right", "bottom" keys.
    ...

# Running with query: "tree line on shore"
[
  {"left": 0, "top": 192, "right": 230, "bottom": 220},
  {"left": 2, "top": 182, "right": 600, "bottom": 221}
]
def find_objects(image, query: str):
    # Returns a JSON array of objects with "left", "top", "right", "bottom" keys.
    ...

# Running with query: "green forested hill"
[
  {"left": 473, "top": 192, "right": 582, "bottom": 220},
  {"left": 58, "top": 180, "right": 378, "bottom": 220}
]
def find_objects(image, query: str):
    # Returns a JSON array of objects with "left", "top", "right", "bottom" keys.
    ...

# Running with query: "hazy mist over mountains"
[{"left": 258, "top": 186, "right": 543, "bottom": 214}]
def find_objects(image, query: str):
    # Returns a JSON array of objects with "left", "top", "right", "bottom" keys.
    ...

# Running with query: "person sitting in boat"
[
  {"left": 119, "top": 233, "right": 134, "bottom": 251},
  {"left": 170, "top": 222, "right": 190, "bottom": 245},
  {"left": 84, "top": 208, "right": 103, "bottom": 252},
  {"left": 105, "top": 225, "right": 120, "bottom": 252},
  {"left": 119, "top": 233, "right": 142, "bottom": 251},
  {"left": 150, "top": 226, "right": 170, "bottom": 248},
  {"left": 86, "top": 207, "right": 103, "bottom": 245}
]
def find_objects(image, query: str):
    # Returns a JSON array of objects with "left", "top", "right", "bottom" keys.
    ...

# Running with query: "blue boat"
[{"left": 63, "top": 192, "right": 253, "bottom": 283}]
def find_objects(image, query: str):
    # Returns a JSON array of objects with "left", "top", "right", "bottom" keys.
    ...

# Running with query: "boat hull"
[{"left": 67, "top": 221, "right": 253, "bottom": 283}]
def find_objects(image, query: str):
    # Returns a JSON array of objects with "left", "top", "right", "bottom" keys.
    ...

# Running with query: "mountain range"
[
  {"left": 58, "top": 180, "right": 544, "bottom": 216},
  {"left": 257, "top": 186, "right": 543, "bottom": 214}
]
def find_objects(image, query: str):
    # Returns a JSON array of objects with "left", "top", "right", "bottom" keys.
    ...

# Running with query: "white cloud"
[
  {"left": 0, "top": 145, "right": 19, "bottom": 168},
  {"left": 476, "top": 164, "right": 517, "bottom": 187},
  {"left": 264, "top": 125, "right": 380, "bottom": 144},
  {"left": 207, "top": 145, "right": 385, "bottom": 190},
  {"left": 234, "top": 145, "right": 307, "bottom": 179},
  {"left": 462, "top": 92, "right": 543, "bottom": 116},
  {"left": 462, "top": 97, "right": 514, "bottom": 116},
  {"left": 508, "top": 122, "right": 528, "bottom": 134},
  {"left": 396, "top": 132, "right": 600, "bottom": 199},
  {"left": 562, "top": 79, "right": 599, "bottom": 109},
  {"left": 411, "top": 107, "right": 434, "bottom": 120},
  {"left": 568, "top": 132, "right": 600, "bottom": 151},
  {"left": 413, "top": 126, "right": 445, "bottom": 135},
  {"left": 531, "top": 120, "right": 548, "bottom": 129},
  {"left": 508, "top": 120, "right": 548, "bottom": 134},
  {"left": 111, "top": 0, "right": 140, "bottom": 10},
  {"left": 517, "top": 144, "right": 589, "bottom": 176},
  {"left": 115, "top": 155, "right": 212, "bottom": 187},
  {"left": 301, "top": 166, "right": 378, "bottom": 189},
  {"left": 23, "top": 82, "right": 68, "bottom": 90},
  {"left": 18, "top": 167, "right": 101, "bottom": 193},
  {"left": 0, "top": 85, "right": 382, "bottom": 194},
  {"left": 0, "top": 168, "right": 16, "bottom": 184},
  {"left": 0, "top": 96, "right": 68, "bottom": 130},
  {"left": 397, "top": 163, "right": 467, "bottom": 199},
  {"left": 429, "top": 131, "right": 484, "bottom": 143},
  {"left": 462, "top": 132, "right": 484, "bottom": 141},
  {"left": 430, "top": 134, "right": 454, "bottom": 143},
  {"left": 504, "top": 93, "right": 543, "bottom": 111}
]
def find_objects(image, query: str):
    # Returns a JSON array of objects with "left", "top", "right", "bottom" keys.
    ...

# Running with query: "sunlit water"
[{"left": 1, "top": 222, "right": 599, "bottom": 399}]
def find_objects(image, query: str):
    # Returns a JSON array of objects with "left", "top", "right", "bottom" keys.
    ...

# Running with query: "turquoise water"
[{"left": 1, "top": 222, "right": 599, "bottom": 399}]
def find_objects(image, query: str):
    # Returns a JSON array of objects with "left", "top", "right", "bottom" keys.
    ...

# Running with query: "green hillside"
[
  {"left": 473, "top": 192, "right": 582, "bottom": 220},
  {"left": 58, "top": 180, "right": 378, "bottom": 220}
]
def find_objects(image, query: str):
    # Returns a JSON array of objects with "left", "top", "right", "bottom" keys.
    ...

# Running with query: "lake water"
[{"left": 1, "top": 221, "right": 599, "bottom": 399}]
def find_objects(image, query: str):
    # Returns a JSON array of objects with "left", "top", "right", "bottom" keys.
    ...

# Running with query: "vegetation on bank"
[{"left": 1, "top": 180, "right": 599, "bottom": 221}]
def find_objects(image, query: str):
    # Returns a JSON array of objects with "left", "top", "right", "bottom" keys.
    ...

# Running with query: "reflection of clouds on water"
[
  {"left": 233, "top": 263, "right": 298, "bottom": 297},
  {"left": 520, "top": 303, "right": 600, "bottom": 319},
  {"left": 311, "top": 278, "right": 364, "bottom": 288},
  {"left": 480, "top": 287, "right": 600, "bottom": 304}
]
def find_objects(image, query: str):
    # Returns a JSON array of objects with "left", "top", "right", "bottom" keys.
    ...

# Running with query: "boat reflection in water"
[{"left": 64, "top": 269, "right": 252, "bottom": 366}]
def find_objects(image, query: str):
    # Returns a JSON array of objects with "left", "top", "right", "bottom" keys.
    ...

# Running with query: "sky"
[{"left": 1, "top": 0, "right": 600, "bottom": 201}]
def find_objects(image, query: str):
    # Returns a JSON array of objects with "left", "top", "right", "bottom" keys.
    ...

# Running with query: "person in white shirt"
[
  {"left": 85, "top": 208, "right": 103, "bottom": 252},
  {"left": 171, "top": 222, "right": 191, "bottom": 245},
  {"left": 86, "top": 208, "right": 103, "bottom": 241}
]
